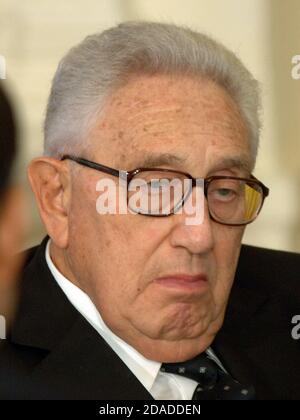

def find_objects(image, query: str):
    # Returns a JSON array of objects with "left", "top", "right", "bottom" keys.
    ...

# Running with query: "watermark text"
[
  {"left": 291, "top": 315, "right": 300, "bottom": 340},
  {"left": 0, "top": 55, "right": 6, "bottom": 79},
  {"left": 291, "top": 55, "right": 300, "bottom": 79},
  {"left": 0, "top": 315, "right": 6, "bottom": 340}
]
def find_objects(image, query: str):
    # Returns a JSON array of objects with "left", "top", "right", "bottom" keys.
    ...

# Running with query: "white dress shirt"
[{"left": 45, "top": 239, "right": 225, "bottom": 400}]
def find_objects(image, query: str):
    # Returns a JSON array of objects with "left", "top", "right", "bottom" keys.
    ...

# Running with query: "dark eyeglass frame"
[{"left": 61, "top": 154, "right": 270, "bottom": 226}]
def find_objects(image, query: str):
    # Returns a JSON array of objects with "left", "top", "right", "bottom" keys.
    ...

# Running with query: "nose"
[{"left": 169, "top": 197, "right": 215, "bottom": 255}]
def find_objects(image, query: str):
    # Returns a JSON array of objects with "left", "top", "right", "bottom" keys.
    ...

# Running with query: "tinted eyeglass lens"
[{"left": 207, "top": 179, "right": 263, "bottom": 225}]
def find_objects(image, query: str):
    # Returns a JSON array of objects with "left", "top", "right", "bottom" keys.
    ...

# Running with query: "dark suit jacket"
[{"left": 0, "top": 236, "right": 299, "bottom": 400}]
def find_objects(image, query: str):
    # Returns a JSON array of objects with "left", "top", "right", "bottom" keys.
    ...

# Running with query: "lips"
[{"left": 153, "top": 273, "right": 208, "bottom": 291}]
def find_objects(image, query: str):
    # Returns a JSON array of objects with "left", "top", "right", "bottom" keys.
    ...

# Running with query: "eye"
[
  {"left": 209, "top": 187, "right": 238, "bottom": 203},
  {"left": 217, "top": 188, "right": 234, "bottom": 197}
]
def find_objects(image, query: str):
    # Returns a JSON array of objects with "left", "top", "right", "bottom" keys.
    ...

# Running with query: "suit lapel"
[
  {"left": 11, "top": 237, "right": 153, "bottom": 399},
  {"left": 28, "top": 315, "right": 153, "bottom": 399}
]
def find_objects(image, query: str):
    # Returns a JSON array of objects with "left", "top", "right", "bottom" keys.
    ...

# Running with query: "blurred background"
[{"left": 0, "top": 0, "right": 299, "bottom": 252}]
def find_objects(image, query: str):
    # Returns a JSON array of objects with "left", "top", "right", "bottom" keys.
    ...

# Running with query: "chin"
[
  {"left": 132, "top": 321, "right": 218, "bottom": 363},
  {"left": 147, "top": 334, "right": 216, "bottom": 363}
]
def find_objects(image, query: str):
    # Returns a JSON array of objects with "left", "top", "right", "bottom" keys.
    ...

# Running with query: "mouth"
[{"left": 153, "top": 273, "right": 208, "bottom": 293}]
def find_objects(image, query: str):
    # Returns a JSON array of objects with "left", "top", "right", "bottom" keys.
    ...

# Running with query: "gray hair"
[{"left": 44, "top": 21, "right": 261, "bottom": 160}]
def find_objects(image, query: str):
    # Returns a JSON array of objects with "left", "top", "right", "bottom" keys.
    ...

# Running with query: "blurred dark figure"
[
  {"left": 0, "top": 84, "right": 39, "bottom": 400},
  {"left": 0, "top": 83, "right": 16, "bottom": 191},
  {"left": 0, "top": 82, "right": 26, "bottom": 327}
]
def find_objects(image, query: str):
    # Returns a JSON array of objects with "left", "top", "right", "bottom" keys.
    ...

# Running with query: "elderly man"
[{"left": 1, "top": 22, "right": 299, "bottom": 400}]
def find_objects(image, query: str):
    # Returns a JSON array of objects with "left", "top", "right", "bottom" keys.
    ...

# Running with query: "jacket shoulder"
[
  {"left": 236, "top": 244, "right": 300, "bottom": 302},
  {"left": 238, "top": 244, "right": 300, "bottom": 279}
]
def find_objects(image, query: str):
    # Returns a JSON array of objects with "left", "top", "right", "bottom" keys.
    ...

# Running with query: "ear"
[{"left": 27, "top": 157, "right": 71, "bottom": 249}]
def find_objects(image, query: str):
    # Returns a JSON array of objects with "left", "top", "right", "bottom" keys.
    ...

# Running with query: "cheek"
[{"left": 75, "top": 215, "right": 167, "bottom": 302}]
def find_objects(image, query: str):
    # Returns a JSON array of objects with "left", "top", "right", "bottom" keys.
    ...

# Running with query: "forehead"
[{"left": 89, "top": 73, "right": 252, "bottom": 174}]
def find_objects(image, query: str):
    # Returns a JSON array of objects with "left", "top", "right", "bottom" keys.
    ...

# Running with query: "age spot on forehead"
[{"left": 90, "top": 73, "right": 250, "bottom": 170}]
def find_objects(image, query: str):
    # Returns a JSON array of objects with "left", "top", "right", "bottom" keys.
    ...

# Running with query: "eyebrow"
[
  {"left": 139, "top": 153, "right": 187, "bottom": 168},
  {"left": 207, "top": 156, "right": 253, "bottom": 175},
  {"left": 136, "top": 153, "right": 253, "bottom": 175}
]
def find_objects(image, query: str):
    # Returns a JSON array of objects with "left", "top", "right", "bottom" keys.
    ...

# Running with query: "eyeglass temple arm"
[{"left": 61, "top": 154, "right": 124, "bottom": 179}]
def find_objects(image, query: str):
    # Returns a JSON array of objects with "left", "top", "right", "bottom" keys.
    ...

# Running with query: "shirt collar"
[{"left": 45, "top": 239, "right": 161, "bottom": 391}]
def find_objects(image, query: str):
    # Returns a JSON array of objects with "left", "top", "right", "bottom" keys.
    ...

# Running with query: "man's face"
[{"left": 65, "top": 74, "right": 252, "bottom": 362}]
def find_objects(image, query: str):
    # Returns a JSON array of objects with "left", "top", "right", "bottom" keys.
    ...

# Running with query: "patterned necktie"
[{"left": 161, "top": 352, "right": 255, "bottom": 400}]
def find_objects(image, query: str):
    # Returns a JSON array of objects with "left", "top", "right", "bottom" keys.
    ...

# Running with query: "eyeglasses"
[{"left": 61, "top": 154, "right": 270, "bottom": 226}]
